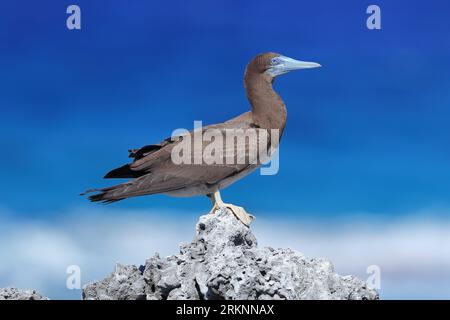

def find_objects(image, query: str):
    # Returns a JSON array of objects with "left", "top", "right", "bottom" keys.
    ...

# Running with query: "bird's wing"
[
  {"left": 104, "top": 111, "right": 256, "bottom": 178},
  {"left": 129, "top": 112, "right": 261, "bottom": 173},
  {"left": 86, "top": 112, "right": 272, "bottom": 202}
]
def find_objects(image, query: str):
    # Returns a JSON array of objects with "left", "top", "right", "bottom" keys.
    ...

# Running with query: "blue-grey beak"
[{"left": 266, "top": 55, "right": 321, "bottom": 77}]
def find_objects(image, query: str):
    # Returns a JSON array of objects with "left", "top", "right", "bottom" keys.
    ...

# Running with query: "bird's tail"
[
  {"left": 81, "top": 171, "right": 187, "bottom": 203},
  {"left": 80, "top": 185, "right": 127, "bottom": 203}
]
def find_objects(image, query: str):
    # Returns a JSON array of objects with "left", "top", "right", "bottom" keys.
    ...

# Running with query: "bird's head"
[{"left": 247, "top": 52, "right": 321, "bottom": 78}]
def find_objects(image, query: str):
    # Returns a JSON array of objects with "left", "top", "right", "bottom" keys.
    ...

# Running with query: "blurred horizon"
[{"left": 0, "top": 0, "right": 449, "bottom": 299}]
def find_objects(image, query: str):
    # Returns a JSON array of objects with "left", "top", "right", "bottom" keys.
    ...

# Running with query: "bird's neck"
[{"left": 244, "top": 72, "right": 287, "bottom": 132}]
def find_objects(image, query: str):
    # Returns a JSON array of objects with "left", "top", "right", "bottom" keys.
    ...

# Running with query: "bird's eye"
[{"left": 270, "top": 57, "right": 280, "bottom": 66}]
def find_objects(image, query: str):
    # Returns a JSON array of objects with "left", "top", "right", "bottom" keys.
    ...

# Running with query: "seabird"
[{"left": 83, "top": 53, "right": 321, "bottom": 226}]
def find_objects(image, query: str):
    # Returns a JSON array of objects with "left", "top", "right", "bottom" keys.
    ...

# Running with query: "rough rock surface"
[
  {"left": 0, "top": 287, "right": 48, "bottom": 300},
  {"left": 83, "top": 209, "right": 379, "bottom": 300}
]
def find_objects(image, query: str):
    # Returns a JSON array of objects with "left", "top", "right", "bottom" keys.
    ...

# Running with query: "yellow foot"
[
  {"left": 225, "top": 204, "right": 254, "bottom": 227},
  {"left": 207, "top": 191, "right": 254, "bottom": 227},
  {"left": 222, "top": 203, "right": 255, "bottom": 227},
  {"left": 209, "top": 203, "right": 220, "bottom": 214}
]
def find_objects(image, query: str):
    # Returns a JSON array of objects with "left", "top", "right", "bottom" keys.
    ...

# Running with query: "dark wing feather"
[
  {"left": 104, "top": 139, "right": 173, "bottom": 179},
  {"left": 128, "top": 144, "right": 162, "bottom": 160},
  {"left": 103, "top": 164, "right": 142, "bottom": 179}
]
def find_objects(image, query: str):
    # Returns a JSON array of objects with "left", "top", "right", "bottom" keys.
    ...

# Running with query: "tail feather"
[
  {"left": 87, "top": 192, "right": 123, "bottom": 203},
  {"left": 81, "top": 185, "right": 126, "bottom": 203},
  {"left": 82, "top": 169, "right": 188, "bottom": 203}
]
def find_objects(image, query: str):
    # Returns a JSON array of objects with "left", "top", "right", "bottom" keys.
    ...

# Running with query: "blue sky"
[{"left": 0, "top": 0, "right": 449, "bottom": 299}]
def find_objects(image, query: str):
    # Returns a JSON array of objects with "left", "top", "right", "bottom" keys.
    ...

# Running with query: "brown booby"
[{"left": 83, "top": 53, "right": 321, "bottom": 226}]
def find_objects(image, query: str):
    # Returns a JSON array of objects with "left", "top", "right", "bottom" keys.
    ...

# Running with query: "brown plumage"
[{"left": 82, "top": 52, "right": 320, "bottom": 225}]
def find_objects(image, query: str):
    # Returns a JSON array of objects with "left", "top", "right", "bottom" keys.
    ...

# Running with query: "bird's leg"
[
  {"left": 207, "top": 190, "right": 255, "bottom": 227},
  {"left": 207, "top": 191, "right": 222, "bottom": 213}
]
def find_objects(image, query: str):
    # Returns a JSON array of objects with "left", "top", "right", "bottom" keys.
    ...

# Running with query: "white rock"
[
  {"left": 82, "top": 208, "right": 379, "bottom": 300},
  {"left": 0, "top": 287, "right": 48, "bottom": 300}
]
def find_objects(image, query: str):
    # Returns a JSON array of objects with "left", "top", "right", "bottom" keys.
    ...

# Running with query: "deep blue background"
[{"left": 0, "top": 0, "right": 449, "bottom": 219}]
